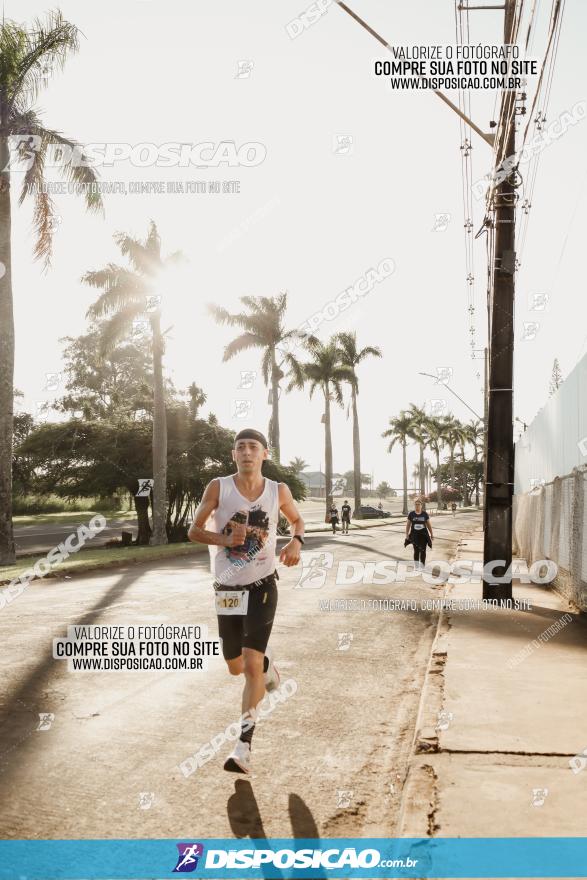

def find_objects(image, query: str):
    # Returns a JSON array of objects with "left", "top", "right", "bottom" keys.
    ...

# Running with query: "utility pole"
[
  {"left": 483, "top": 346, "right": 489, "bottom": 528},
  {"left": 483, "top": 0, "right": 516, "bottom": 602}
]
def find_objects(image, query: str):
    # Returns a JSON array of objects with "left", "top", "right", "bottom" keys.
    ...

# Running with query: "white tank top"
[{"left": 207, "top": 475, "right": 280, "bottom": 586}]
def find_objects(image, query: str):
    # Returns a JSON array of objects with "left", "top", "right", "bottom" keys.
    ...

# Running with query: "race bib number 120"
[{"left": 215, "top": 590, "right": 249, "bottom": 616}]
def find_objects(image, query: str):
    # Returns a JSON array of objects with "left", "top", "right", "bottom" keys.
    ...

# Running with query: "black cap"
[{"left": 234, "top": 428, "right": 268, "bottom": 449}]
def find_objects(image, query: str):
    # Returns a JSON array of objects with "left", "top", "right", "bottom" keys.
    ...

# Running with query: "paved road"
[
  {"left": 12, "top": 500, "right": 399, "bottom": 556},
  {"left": 0, "top": 512, "right": 480, "bottom": 839},
  {"left": 14, "top": 518, "right": 138, "bottom": 556}
]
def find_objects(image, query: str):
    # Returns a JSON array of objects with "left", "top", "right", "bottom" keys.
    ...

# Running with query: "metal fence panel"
[
  {"left": 543, "top": 482, "right": 553, "bottom": 558},
  {"left": 515, "top": 353, "right": 587, "bottom": 494}
]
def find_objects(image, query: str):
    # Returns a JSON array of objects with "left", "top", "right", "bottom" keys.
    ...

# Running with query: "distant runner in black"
[
  {"left": 405, "top": 498, "right": 433, "bottom": 568},
  {"left": 329, "top": 504, "right": 339, "bottom": 534},
  {"left": 341, "top": 500, "right": 351, "bottom": 534}
]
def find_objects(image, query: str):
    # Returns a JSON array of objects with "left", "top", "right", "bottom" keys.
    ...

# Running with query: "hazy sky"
[{"left": 7, "top": 0, "right": 587, "bottom": 489}]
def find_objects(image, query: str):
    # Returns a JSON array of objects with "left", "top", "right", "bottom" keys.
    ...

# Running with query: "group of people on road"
[
  {"left": 328, "top": 500, "right": 352, "bottom": 534},
  {"left": 328, "top": 499, "right": 385, "bottom": 534}
]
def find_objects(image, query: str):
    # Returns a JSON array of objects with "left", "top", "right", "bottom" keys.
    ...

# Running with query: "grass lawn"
[
  {"left": 0, "top": 541, "right": 207, "bottom": 584},
  {"left": 13, "top": 509, "right": 137, "bottom": 528}
]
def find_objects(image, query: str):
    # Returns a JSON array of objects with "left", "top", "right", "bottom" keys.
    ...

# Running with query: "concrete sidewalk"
[{"left": 400, "top": 527, "right": 587, "bottom": 837}]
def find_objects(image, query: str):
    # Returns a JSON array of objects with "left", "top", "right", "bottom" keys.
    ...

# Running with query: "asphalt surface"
[
  {"left": 14, "top": 518, "right": 138, "bottom": 556},
  {"left": 12, "top": 499, "right": 405, "bottom": 556},
  {"left": 0, "top": 512, "right": 480, "bottom": 839}
]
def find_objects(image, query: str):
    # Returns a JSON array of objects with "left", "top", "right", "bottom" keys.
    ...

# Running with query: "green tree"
[
  {"left": 185, "top": 383, "right": 206, "bottom": 419},
  {"left": 335, "top": 331, "right": 382, "bottom": 518},
  {"left": 18, "top": 418, "right": 154, "bottom": 542},
  {"left": 458, "top": 423, "right": 477, "bottom": 506},
  {"left": 208, "top": 293, "right": 304, "bottom": 462},
  {"left": 342, "top": 470, "right": 371, "bottom": 493},
  {"left": 12, "top": 392, "right": 34, "bottom": 497},
  {"left": 425, "top": 416, "right": 450, "bottom": 510},
  {"left": 406, "top": 404, "right": 430, "bottom": 499},
  {"left": 0, "top": 10, "right": 102, "bottom": 563},
  {"left": 287, "top": 338, "right": 353, "bottom": 516},
  {"left": 382, "top": 412, "right": 413, "bottom": 515},
  {"left": 443, "top": 417, "right": 466, "bottom": 491},
  {"left": 376, "top": 481, "right": 392, "bottom": 498},
  {"left": 18, "top": 413, "right": 306, "bottom": 545},
  {"left": 468, "top": 419, "right": 484, "bottom": 506},
  {"left": 84, "top": 221, "right": 183, "bottom": 546},
  {"left": 56, "top": 322, "right": 154, "bottom": 420},
  {"left": 288, "top": 456, "right": 309, "bottom": 474}
]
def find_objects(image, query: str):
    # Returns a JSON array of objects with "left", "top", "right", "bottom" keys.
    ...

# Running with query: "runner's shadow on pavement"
[
  {"left": 227, "top": 778, "right": 266, "bottom": 838},
  {"left": 227, "top": 781, "right": 326, "bottom": 879}
]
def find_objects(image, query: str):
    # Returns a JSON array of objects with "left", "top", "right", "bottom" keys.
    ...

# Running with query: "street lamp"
[{"left": 418, "top": 372, "right": 484, "bottom": 422}]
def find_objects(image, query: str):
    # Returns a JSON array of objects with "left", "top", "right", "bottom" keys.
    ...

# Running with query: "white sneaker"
[
  {"left": 223, "top": 739, "right": 251, "bottom": 774},
  {"left": 263, "top": 646, "right": 280, "bottom": 693}
]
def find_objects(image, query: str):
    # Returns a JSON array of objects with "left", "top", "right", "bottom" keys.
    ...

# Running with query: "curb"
[{"left": 397, "top": 523, "right": 481, "bottom": 836}]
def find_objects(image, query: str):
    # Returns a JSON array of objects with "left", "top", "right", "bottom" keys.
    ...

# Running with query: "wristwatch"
[{"left": 293, "top": 534, "right": 305, "bottom": 545}]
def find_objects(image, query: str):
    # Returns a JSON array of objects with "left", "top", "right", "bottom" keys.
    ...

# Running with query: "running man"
[
  {"left": 188, "top": 428, "right": 304, "bottom": 774},
  {"left": 405, "top": 498, "right": 433, "bottom": 569},
  {"left": 340, "top": 500, "right": 351, "bottom": 534}
]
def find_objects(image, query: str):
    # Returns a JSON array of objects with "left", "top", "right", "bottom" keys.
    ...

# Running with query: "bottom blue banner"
[{"left": 0, "top": 837, "right": 586, "bottom": 879}]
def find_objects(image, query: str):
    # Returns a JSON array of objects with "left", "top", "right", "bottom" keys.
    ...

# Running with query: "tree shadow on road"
[{"left": 0, "top": 567, "right": 145, "bottom": 786}]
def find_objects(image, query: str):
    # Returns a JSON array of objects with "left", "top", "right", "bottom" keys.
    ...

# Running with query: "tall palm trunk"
[
  {"left": 435, "top": 450, "right": 442, "bottom": 511},
  {"left": 449, "top": 445, "right": 456, "bottom": 489},
  {"left": 324, "top": 387, "right": 333, "bottom": 515},
  {"left": 474, "top": 444, "right": 480, "bottom": 506},
  {"left": 270, "top": 349, "right": 280, "bottom": 462},
  {"left": 419, "top": 443, "right": 425, "bottom": 498},
  {"left": 150, "top": 312, "right": 168, "bottom": 545},
  {"left": 351, "top": 385, "right": 361, "bottom": 518},
  {"left": 402, "top": 441, "right": 408, "bottom": 515},
  {"left": 134, "top": 494, "right": 152, "bottom": 545},
  {"left": 0, "top": 136, "right": 15, "bottom": 564},
  {"left": 460, "top": 444, "right": 469, "bottom": 506}
]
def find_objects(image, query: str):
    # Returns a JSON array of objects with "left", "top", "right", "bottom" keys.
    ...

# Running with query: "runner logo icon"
[{"left": 173, "top": 843, "right": 204, "bottom": 872}]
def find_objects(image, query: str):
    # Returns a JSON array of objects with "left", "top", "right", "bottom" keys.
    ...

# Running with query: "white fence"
[
  {"left": 514, "top": 353, "right": 587, "bottom": 494},
  {"left": 513, "top": 467, "right": 587, "bottom": 610}
]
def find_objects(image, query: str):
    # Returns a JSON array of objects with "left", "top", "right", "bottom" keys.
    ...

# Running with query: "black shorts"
[{"left": 215, "top": 571, "right": 278, "bottom": 661}]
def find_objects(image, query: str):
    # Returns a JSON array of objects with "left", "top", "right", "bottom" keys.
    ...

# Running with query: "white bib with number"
[{"left": 215, "top": 590, "right": 249, "bottom": 616}]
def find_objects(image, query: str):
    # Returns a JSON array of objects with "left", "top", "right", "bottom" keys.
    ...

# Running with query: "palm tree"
[
  {"left": 335, "top": 331, "right": 382, "bottom": 518},
  {"left": 382, "top": 412, "right": 413, "bottom": 516},
  {"left": 426, "top": 416, "right": 450, "bottom": 510},
  {"left": 289, "top": 456, "right": 308, "bottom": 475},
  {"left": 468, "top": 419, "right": 484, "bottom": 506},
  {"left": 287, "top": 338, "right": 353, "bottom": 516},
  {"left": 406, "top": 404, "right": 429, "bottom": 499},
  {"left": 458, "top": 424, "right": 476, "bottom": 506},
  {"left": 186, "top": 383, "right": 207, "bottom": 419},
  {"left": 208, "top": 293, "right": 303, "bottom": 462},
  {"left": 443, "top": 418, "right": 465, "bottom": 492},
  {"left": 0, "top": 11, "right": 102, "bottom": 563},
  {"left": 85, "top": 221, "right": 183, "bottom": 545}
]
